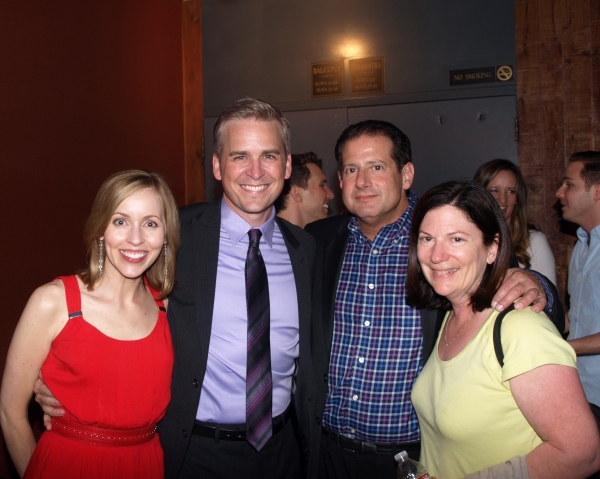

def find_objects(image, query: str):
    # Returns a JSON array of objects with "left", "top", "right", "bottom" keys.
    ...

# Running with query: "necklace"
[{"left": 444, "top": 310, "right": 476, "bottom": 347}]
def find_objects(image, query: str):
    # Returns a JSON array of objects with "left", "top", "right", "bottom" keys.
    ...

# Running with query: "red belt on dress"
[{"left": 51, "top": 416, "right": 157, "bottom": 447}]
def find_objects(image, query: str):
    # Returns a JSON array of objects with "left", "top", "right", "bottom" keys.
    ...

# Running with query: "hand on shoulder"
[{"left": 492, "top": 268, "right": 546, "bottom": 313}]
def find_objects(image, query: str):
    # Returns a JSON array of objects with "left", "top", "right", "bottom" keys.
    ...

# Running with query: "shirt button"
[
  {"left": 368, "top": 284, "right": 374, "bottom": 290},
  {"left": 364, "top": 321, "right": 371, "bottom": 326},
  {"left": 578, "top": 275, "right": 582, "bottom": 281},
  {"left": 372, "top": 249, "right": 378, "bottom": 255},
  {"left": 350, "top": 428, "right": 356, "bottom": 433},
  {"left": 358, "top": 357, "right": 365, "bottom": 363},
  {"left": 393, "top": 240, "right": 398, "bottom": 244},
  {"left": 352, "top": 395, "right": 358, "bottom": 400},
  {"left": 573, "top": 302, "right": 578, "bottom": 307}
]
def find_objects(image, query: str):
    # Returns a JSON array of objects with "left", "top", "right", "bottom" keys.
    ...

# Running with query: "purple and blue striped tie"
[{"left": 245, "top": 229, "right": 272, "bottom": 451}]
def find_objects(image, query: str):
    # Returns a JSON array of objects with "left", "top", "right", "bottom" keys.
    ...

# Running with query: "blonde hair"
[{"left": 80, "top": 170, "right": 180, "bottom": 298}]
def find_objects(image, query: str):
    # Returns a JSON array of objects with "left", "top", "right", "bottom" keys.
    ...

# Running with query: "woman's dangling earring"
[
  {"left": 98, "top": 238, "right": 104, "bottom": 276},
  {"left": 163, "top": 243, "right": 168, "bottom": 280}
]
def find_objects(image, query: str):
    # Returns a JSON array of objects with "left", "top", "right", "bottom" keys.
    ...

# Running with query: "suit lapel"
[
  {"left": 276, "top": 219, "right": 312, "bottom": 394},
  {"left": 276, "top": 217, "right": 308, "bottom": 321},
  {"left": 192, "top": 202, "right": 221, "bottom": 367},
  {"left": 321, "top": 218, "right": 351, "bottom": 356}
]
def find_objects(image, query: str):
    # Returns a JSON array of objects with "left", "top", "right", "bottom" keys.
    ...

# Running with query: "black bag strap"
[{"left": 493, "top": 303, "right": 516, "bottom": 367}]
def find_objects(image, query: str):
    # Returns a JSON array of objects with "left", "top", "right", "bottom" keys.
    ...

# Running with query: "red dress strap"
[{"left": 55, "top": 275, "right": 83, "bottom": 319}]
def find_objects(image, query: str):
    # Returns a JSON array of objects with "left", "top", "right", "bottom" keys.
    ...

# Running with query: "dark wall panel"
[
  {"left": 202, "top": 0, "right": 516, "bottom": 115},
  {"left": 0, "top": 3, "right": 184, "bottom": 476}
]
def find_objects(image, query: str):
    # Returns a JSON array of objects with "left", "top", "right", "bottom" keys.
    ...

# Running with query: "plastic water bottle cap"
[{"left": 394, "top": 450, "right": 409, "bottom": 462}]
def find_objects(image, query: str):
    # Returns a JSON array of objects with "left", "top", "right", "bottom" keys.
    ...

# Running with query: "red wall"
[{"left": 0, "top": 2, "right": 185, "bottom": 476}]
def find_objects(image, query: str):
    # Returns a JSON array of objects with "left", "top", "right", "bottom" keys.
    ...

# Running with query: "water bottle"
[{"left": 394, "top": 450, "right": 431, "bottom": 479}]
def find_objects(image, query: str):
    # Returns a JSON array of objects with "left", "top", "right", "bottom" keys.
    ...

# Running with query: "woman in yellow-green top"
[{"left": 406, "top": 180, "right": 600, "bottom": 479}]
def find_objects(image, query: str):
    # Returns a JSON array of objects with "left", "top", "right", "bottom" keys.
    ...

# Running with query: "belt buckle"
[
  {"left": 221, "top": 428, "right": 244, "bottom": 440},
  {"left": 336, "top": 433, "right": 354, "bottom": 452}
]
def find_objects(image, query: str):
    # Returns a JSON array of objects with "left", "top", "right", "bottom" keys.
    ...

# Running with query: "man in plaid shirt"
[{"left": 305, "top": 119, "right": 557, "bottom": 479}]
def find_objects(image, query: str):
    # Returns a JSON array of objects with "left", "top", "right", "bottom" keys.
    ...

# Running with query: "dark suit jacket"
[
  {"left": 159, "top": 202, "right": 318, "bottom": 479},
  {"left": 304, "top": 213, "right": 562, "bottom": 478}
]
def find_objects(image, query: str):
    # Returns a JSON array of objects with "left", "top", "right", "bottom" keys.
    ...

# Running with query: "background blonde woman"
[{"left": 474, "top": 159, "right": 556, "bottom": 285}]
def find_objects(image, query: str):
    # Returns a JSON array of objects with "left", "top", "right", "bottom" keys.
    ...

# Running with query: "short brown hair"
[
  {"left": 275, "top": 151, "right": 323, "bottom": 212},
  {"left": 334, "top": 119, "right": 411, "bottom": 173},
  {"left": 406, "top": 180, "right": 511, "bottom": 312},
  {"left": 80, "top": 170, "right": 180, "bottom": 298},
  {"left": 213, "top": 97, "right": 291, "bottom": 159},
  {"left": 569, "top": 151, "right": 600, "bottom": 189}
]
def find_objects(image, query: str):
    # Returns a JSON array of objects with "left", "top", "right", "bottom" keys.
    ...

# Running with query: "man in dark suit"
[
  {"left": 305, "top": 120, "right": 559, "bottom": 479},
  {"left": 158, "top": 98, "right": 317, "bottom": 479}
]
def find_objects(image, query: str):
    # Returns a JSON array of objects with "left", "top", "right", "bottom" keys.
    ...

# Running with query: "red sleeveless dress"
[{"left": 23, "top": 276, "right": 174, "bottom": 479}]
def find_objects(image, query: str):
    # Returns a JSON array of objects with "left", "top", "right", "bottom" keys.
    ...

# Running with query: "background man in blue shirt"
[{"left": 556, "top": 150, "right": 600, "bottom": 426}]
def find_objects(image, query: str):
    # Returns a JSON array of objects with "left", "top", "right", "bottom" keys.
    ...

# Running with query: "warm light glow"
[{"left": 338, "top": 39, "right": 364, "bottom": 58}]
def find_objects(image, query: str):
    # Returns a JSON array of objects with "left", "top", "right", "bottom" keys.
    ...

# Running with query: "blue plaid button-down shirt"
[{"left": 322, "top": 192, "right": 423, "bottom": 443}]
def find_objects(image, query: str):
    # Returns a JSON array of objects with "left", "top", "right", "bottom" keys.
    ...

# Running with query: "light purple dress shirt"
[{"left": 196, "top": 200, "right": 299, "bottom": 424}]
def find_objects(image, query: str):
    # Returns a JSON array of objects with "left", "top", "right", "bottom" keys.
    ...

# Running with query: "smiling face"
[
  {"left": 296, "top": 162, "right": 334, "bottom": 223},
  {"left": 485, "top": 169, "right": 518, "bottom": 221},
  {"left": 102, "top": 188, "right": 166, "bottom": 280},
  {"left": 213, "top": 119, "right": 291, "bottom": 226},
  {"left": 339, "top": 134, "right": 414, "bottom": 240},
  {"left": 417, "top": 205, "right": 498, "bottom": 308},
  {"left": 556, "top": 161, "right": 600, "bottom": 233}
]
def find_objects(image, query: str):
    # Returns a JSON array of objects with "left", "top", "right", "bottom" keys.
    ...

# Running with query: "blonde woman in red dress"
[{"left": 0, "top": 170, "right": 179, "bottom": 478}]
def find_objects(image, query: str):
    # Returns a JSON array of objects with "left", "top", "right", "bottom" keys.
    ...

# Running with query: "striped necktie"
[{"left": 245, "top": 228, "right": 272, "bottom": 451}]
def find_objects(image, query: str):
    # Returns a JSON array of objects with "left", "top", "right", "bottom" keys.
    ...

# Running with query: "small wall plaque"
[
  {"left": 449, "top": 65, "right": 514, "bottom": 86},
  {"left": 349, "top": 57, "right": 385, "bottom": 94},
  {"left": 311, "top": 61, "right": 345, "bottom": 98}
]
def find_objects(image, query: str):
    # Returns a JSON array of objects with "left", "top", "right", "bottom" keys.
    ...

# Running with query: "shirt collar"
[
  {"left": 220, "top": 199, "right": 276, "bottom": 247},
  {"left": 348, "top": 191, "right": 417, "bottom": 244},
  {"left": 577, "top": 224, "right": 600, "bottom": 243}
]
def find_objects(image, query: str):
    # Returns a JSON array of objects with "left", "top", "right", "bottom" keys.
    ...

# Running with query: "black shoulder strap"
[{"left": 493, "top": 303, "right": 516, "bottom": 367}]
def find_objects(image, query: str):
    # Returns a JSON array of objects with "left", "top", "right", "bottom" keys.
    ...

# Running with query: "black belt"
[
  {"left": 322, "top": 428, "right": 420, "bottom": 455},
  {"left": 193, "top": 406, "right": 292, "bottom": 441}
]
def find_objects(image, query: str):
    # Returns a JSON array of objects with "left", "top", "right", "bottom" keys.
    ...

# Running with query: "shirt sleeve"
[
  {"left": 526, "top": 269, "right": 562, "bottom": 330},
  {"left": 500, "top": 307, "right": 576, "bottom": 383}
]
